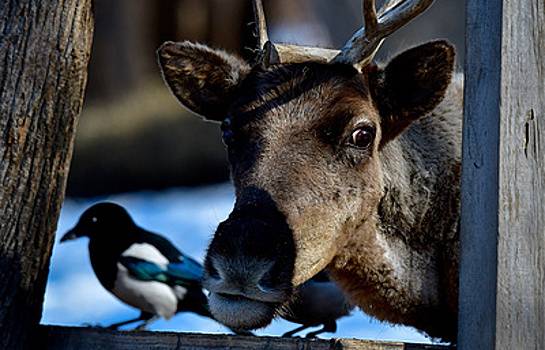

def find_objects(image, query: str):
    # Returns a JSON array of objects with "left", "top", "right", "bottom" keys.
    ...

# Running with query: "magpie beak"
[{"left": 60, "top": 228, "right": 82, "bottom": 243}]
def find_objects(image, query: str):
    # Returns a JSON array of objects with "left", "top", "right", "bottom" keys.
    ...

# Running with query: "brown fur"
[
  {"left": 158, "top": 40, "right": 461, "bottom": 341},
  {"left": 158, "top": 41, "right": 250, "bottom": 120},
  {"left": 330, "top": 76, "right": 463, "bottom": 340}
]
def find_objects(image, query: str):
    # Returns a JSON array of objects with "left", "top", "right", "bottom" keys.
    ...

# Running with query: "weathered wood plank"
[
  {"left": 459, "top": 0, "right": 545, "bottom": 349},
  {"left": 496, "top": 0, "right": 545, "bottom": 348},
  {"left": 39, "top": 326, "right": 453, "bottom": 350},
  {"left": 458, "top": 0, "right": 502, "bottom": 347},
  {"left": 0, "top": 1, "right": 93, "bottom": 349}
]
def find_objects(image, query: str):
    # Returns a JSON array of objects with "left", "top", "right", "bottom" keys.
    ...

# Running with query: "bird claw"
[
  {"left": 305, "top": 328, "right": 328, "bottom": 338},
  {"left": 281, "top": 333, "right": 298, "bottom": 338}
]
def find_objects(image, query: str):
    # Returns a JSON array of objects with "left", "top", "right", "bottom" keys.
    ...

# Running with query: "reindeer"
[{"left": 158, "top": 0, "right": 462, "bottom": 342}]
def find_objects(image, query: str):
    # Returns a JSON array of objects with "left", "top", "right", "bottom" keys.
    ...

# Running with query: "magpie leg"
[
  {"left": 106, "top": 312, "right": 154, "bottom": 330},
  {"left": 305, "top": 321, "right": 337, "bottom": 338},
  {"left": 133, "top": 315, "right": 160, "bottom": 331},
  {"left": 282, "top": 324, "right": 310, "bottom": 337}
]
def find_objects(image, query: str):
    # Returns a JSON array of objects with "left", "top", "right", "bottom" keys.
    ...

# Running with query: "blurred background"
[{"left": 42, "top": 0, "right": 464, "bottom": 343}]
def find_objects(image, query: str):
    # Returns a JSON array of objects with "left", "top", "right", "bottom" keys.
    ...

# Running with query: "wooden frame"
[
  {"left": 458, "top": 0, "right": 545, "bottom": 349},
  {"left": 39, "top": 326, "right": 453, "bottom": 350}
]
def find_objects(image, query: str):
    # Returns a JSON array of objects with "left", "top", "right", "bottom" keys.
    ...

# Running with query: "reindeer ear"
[
  {"left": 157, "top": 41, "right": 251, "bottom": 121},
  {"left": 371, "top": 40, "right": 455, "bottom": 144}
]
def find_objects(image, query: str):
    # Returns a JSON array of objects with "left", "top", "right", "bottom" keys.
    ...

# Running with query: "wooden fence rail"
[{"left": 38, "top": 326, "right": 453, "bottom": 350}]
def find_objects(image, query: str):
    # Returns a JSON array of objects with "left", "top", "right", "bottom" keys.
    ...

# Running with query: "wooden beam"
[
  {"left": 457, "top": 0, "right": 502, "bottom": 347},
  {"left": 39, "top": 326, "right": 453, "bottom": 350},
  {"left": 459, "top": 0, "right": 545, "bottom": 349},
  {"left": 0, "top": 1, "right": 93, "bottom": 349}
]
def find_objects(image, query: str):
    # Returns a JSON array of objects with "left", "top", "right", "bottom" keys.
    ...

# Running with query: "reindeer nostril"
[
  {"left": 206, "top": 259, "right": 221, "bottom": 279},
  {"left": 257, "top": 269, "right": 276, "bottom": 291}
]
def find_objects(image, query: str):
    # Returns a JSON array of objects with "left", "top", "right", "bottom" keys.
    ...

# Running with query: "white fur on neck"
[{"left": 377, "top": 232, "right": 439, "bottom": 307}]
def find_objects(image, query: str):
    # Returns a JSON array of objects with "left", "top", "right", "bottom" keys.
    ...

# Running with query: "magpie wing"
[
  {"left": 167, "top": 255, "right": 204, "bottom": 283},
  {"left": 119, "top": 255, "right": 203, "bottom": 287},
  {"left": 132, "top": 229, "right": 204, "bottom": 286},
  {"left": 118, "top": 256, "right": 169, "bottom": 282},
  {"left": 137, "top": 230, "right": 184, "bottom": 262}
]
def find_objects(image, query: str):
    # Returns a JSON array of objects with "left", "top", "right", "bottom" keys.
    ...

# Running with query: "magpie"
[
  {"left": 60, "top": 202, "right": 226, "bottom": 331},
  {"left": 278, "top": 270, "right": 354, "bottom": 338}
]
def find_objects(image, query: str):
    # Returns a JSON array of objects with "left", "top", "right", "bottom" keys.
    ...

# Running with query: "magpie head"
[{"left": 60, "top": 202, "right": 135, "bottom": 243}]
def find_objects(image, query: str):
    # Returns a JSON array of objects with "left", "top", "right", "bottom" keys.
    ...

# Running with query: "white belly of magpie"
[{"left": 112, "top": 264, "right": 187, "bottom": 319}]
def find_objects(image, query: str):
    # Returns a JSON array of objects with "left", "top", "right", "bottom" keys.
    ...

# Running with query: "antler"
[
  {"left": 251, "top": 0, "right": 338, "bottom": 65},
  {"left": 252, "top": 0, "right": 269, "bottom": 49},
  {"left": 251, "top": 0, "right": 434, "bottom": 71},
  {"left": 333, "top": 0, "right": 435, "bottom": 71}
]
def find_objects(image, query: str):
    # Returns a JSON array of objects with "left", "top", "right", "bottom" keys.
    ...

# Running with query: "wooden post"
[
  {"left": 459, "top": 0, "right": 545, "bottom": 349},
  {"left": 0, "top": 1, "right": 93, "bottom": 349}
]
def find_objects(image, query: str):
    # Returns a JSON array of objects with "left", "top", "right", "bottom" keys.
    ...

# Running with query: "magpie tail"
[{"left": 176, "top": 287, "right": 212, "bottom": 318}]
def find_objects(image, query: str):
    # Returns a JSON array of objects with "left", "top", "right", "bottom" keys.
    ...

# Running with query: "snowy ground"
[{"left": 42, "top": 183, "right": 431, "bottom": 343}]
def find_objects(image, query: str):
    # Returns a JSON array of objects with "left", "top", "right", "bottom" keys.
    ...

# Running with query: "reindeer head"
[{"left": 158, "top": 0, "right": 454, "bottom": 330}]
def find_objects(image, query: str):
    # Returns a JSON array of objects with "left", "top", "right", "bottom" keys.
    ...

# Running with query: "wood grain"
[
  {"left": 458, "top": 0, "right": 502, "bottom": 348},
  {"left": 0, "top": 1, "right": 93, "bottom": 349},
  {"left": 39, "top": 326, "right": 453, "bottom": 350},
  {"left": 459, "top": 0, "right": 545, "bottom": 349},
  {"left": 496, "top": 0, "right": 545, "bottom": 348}
]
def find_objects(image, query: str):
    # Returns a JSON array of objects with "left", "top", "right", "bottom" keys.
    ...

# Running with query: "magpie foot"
[{"left": 282, "top": 324, "right": 309, "bottom": 337}]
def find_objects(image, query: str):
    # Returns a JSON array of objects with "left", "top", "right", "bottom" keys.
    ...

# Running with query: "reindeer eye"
[
  {"left": 349, "top": 127, "right": 375, "bottom": 149},
  {"left": 221, "top": 118, "right": 235, "bottom": 146}
]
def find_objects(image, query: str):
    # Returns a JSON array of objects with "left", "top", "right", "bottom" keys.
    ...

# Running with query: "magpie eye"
[
  {"left": 91, "top": 217, "right": 98, "bottom": 223},
  {"left": 349, "top": 127, "right": 375, "bottom": 149}
]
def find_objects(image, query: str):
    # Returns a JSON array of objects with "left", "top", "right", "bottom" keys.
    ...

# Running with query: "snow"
[{"left": 42, "top": 183, "right": 431, "bottom": 343}]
